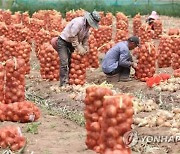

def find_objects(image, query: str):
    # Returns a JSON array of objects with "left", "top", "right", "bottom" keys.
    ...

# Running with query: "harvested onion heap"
[
  {"left": 66, "top": 9, "right": 85, "bottom": 22},
  {"left": 174, "top": 69, "right": 180, "bottom": 77},
  {"left": 2, "top": 10, "right": 12, "bottom": 25},
  {"left": 0, "top": 101, "right": 40, "bottom": 122},
  {"left": 0, "top": 126, "right": 26, "bottom": 151},
  {"left": 0, "top": 22, "right": 8, "bottom": 36},
  {"left": 116, "top": 12, "right": 128, "bottom": 33},
  {"left": 168, "top": 28, "right": 179, "bottom": 36},
  {"left": 91, "top": 26, "right": 112, "bottom": 48},
  {"left": 11, "top": 11, "right": 22, "bottom": 24},
  {"left": 39, "top": 42, "right": 60, "bottom": 81},
  {"left": 157, "top": 35, "right": 173, "bottom": 68},
  {"left": 98, "top": 41, "right": 115, "bottom": 53},
  {"left": 0, "top": 63, "right": 5, "bottom": 103},
  {"left": 153, "top": 19, "right": 162, "bottom": 39},
  {"left": 135, "top": 42, "right": 157, "bottom": 81},
  {"left": 171, "top": 36, "right": 180, "bottom": 70},
  {"left": 2, "top": 39, "right": 31, "bottom": 74},
  {"left": 154, "top": 77, "right": 180, "bottom": 92},
  {"left": 133, "top": 13, "right": 141, "bottom": 36},
  {"left": 69, "top": 52, "right": 88, "bottom": 85},
  {"left": 134, "top": 109, "right": 180, "bottom": 128},
  {"left": 87, "top": 34, "right": 99, "bottom": 68},
  {"left": 84, "top": 86, "right": 133, "bottom": 154},
  {"left": 34, "top": 28, "right": 51, "bottom": 54},
  {"left": 5, "top": 58, "right": 26, "bottom": 104},
  {"left": 115, "top": 29, "right": 128, "bottom": 43},
  {"left": 99, "top": 12, "right": 113, "bottom": 26},
  {"left": 138, "top": 24, "right": 153, "bottom": 44}
]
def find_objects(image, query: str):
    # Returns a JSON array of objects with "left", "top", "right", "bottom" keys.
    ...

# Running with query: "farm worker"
[
  {"left": 146, "top": 11, "right": 159, "bottom": 30},
  {"left": 102, "top": 36, "right": 140, "bottom": 82},
  {"left": 55, "top": 10, "right": 101, "bottom": 87}
]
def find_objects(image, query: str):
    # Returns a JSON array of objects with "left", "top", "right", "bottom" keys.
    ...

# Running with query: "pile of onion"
[
  {"left": 0, "top": 126, "right": 26, "bottom": 151},
  {"left": 115, "top": 29, "right": 128, "bottom": 43},
  {"left": 91, "top": 26, "right": 112, "bottom": 48},
  {"left": 157, "top": 35, "right": 173, "bottom": 68},
  {"left": 2, "top": 10, "right": 12, "bottom": 25},
  {"left": 66, "top": 9, "right": 85, "bottom": 22},
  {"left": 86, "top": 34, "right": 99, "bottom": 68},
  {"left": 135, "top": 42, "right": 157, "bottom": 81},
  {"left": 0, "top": 36, "right": 7, "bottom": 61},
  {"left": 69, "top": 52, "right": 88, "bottom": 85},
  {"left": 0, "top": 22, "right": 8, "bottom": 36},
  {"left": 173, "top": 69, "right": 180, "bottom": 77},
  {"left": 100, "top": 12, "right": 113, "bottom": 26},
  {"left": 84, "top": 86, "right": 113, "bottom": 153},
  {"left": 153, "top": 19, "right": 162, "bottom": 39},
  {"left": 39, "top": 42, "right": 60, "bottom": 81},
  {"left": 34, "top": 28, "right": 51, "bottom": 55},
  {"left": 116, "top": 12, "right": 128, "bottom": 33},
  {"left": 98, "top": 41, "right": 115, "bottom": 53},
  {"left": 11, "top": 11, "right": 22, "bottom": 24},
  {"left": 0, "top": 101, "right": 40, "bottom": 122},
  {"left": 6, "top": 24, "right": 30, "bottom": 42},
  {"left": 0, "top": 63, "right": 5, "bottom": 104},
  {"left": 138, "top": 24, "right": 153, "bottom": 44},
  {"left": 5, "top": 58, "right": 26, "bottom": 104},
  {"left": 21, "top": 12, "right": 30, "bottom": 27},
  {"left": 171, "top": 36, "right": 180, "bottom": 70},
  {"left": 102, "top": 94, "right": 133, "bottom": 154},
  {"left": 168, "top": 28, "right": 179, "bottom": 36},
  {"left": 133, "top": 13, "right": 141, "bottom": 36}
]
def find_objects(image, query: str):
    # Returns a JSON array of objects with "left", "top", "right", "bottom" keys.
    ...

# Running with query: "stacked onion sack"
[
  {"left": 8, "top": 24, "right": 30, "bottom": 42},
  {"left": 153, "top": 19, "right": 162, "bottom": 39},
  {"left": 34, "top": 28, "right": 51, "bottom": 58},
  {"left": 99, "top": 12, "right": 113, "bottom": 26},
  {"left": 171, "top": 36, "right": 180, "bottom": 70},
  {"left": 84, "top": 86, "right": 133, "bottom": 154},
  {"left": 5, "top": 58, "right": 26, "bottom": 104},
  {"left": 0, "top": 36, "right": 7, "bottom": 61},
  {"left": 0, "top": 63, "right": 5, "bottom": 103},
  {"left": 135, "top": 42, "right": 157, "bottom": 81},
  {"left": 66, "top": 9, "right": 85, "bottom": 22},
  {"left": 102, "top": 94, "right": 133, "bottom": 154},
  {"left": 11, "top": 12, "right": 22, "bottom": 24},
  {"left": 0, "top": 126, "right": 26, "bottom": 151},
  {"left": 39, "top": 42, "right": 60, "bottom": 81},
  {"left": 87, "top": 34, "right": 99, "bottom": 68},
  {"left": 173, "top": 69, "right": 180, "bottom": 77},
  {"left": 2, "top": 10, "right": 12, "bottom": 25},
  {"left": 116, "top": 12, "right": 128, "bottom": 33},
  {"left": 98, "top": 41, "right": 115, "bottom": 53},
  {"left": 91, "top": 26, "right": 112, "bottom": 48},
  {"left": 115, "top": 29, "right": 128, "bottom": 43},
  {"left": 69, "top": 52, "right": 88, "bottom": 85},
  {"left": 138, "top": 24, "right": 153, "bottom": 44},
  {"left": 158, "top": 35, "right": 173, "bottom": 68},
  {"left": 0, "top": 22, "right": 8, "bottom": 36},
  {"left": 84, "top": 86, "right": 113, "bottom": 153},
  {"left": 0, "top": 101, "right": 40, "bottom": 122},
  {"left": 2, "top": 39, "right": 31, "bottom": 74},
  {"left": 168, "top": 28, "right": 179, "bottom": 36},
  {"left": 133, "top": 13, "right": 141, "bottom": 36}
]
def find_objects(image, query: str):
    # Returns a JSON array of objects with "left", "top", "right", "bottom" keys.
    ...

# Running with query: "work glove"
[
  {"left": 76, "top": 44, "right": 87, "bottom": 55},
  {"left": 70, "top": 36, "right": 79, "bottom": 47}
]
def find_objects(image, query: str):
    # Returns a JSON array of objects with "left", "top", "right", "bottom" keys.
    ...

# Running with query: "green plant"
[{"left": 26, "top": 122, "right": 41, "bottom": 134}]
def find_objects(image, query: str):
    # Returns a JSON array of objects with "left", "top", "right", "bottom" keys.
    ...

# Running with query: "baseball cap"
[{"left": 128, "top": 36, "right": 140, "bottom": 47}]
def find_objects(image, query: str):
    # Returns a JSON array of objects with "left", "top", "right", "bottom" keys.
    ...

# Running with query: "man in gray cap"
[
  {"left": 55, "top": 10, "right": 100, "bottom": 86},
  {"left": 102, "top": 36, "right": 140, "bottom": 82}
]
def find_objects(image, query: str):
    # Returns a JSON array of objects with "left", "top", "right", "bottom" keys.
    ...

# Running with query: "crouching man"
[{"left": 102, "top": 36, "right": 140, "bottom": 82}]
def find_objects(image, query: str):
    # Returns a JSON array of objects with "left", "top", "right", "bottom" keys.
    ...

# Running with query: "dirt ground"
[{"left": 0, "top": 16, "right": 180, "bottom": 154}]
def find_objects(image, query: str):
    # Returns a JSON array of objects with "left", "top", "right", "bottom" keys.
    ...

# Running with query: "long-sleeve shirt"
[
  {"left": 60, "top": 17, "right": 89, "bottom": 44},
  {"left": 102, "top": 41, "right": 133, "bottom": 74}
]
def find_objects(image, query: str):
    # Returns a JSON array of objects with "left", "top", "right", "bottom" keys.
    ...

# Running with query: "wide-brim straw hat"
[{"left": 84, "top": 11, "right": 101, "bottom": 29}]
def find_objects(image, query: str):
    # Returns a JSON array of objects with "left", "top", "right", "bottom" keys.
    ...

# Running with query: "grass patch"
[{"left": 26, "top": 122, "right": 41, "bottom": 134}]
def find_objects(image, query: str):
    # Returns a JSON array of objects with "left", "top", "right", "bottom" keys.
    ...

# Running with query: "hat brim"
[{"left": 85, "top": 12, "right": 99, "bottom": 29}]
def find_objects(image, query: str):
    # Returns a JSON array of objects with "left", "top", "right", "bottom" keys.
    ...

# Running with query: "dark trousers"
[
  {"left": 57, "top": 37, "right": 75, "bottom": 86},
  {"left": 105, "top": 66, "right": 131, "bottom": 78}
]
